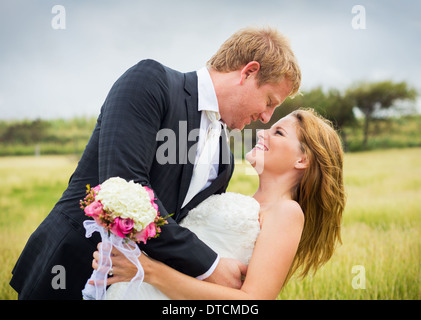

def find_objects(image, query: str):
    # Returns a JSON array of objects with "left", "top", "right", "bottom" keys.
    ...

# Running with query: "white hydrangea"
[{"left": 96, "top": 177, "right": 157, "bottom": 231}]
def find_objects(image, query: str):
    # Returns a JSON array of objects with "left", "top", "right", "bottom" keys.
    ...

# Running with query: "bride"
[{"left": 93, "top": 108, "right": 346, "bottom": 299}]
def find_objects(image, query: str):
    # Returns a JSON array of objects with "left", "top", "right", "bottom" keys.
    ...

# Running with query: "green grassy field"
[{"left": 1, "top": 149, "right": 420, "bottom": 299}]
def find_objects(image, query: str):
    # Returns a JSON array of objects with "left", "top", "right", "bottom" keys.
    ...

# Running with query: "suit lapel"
[
  {"left": 176, "top": 71, "right": 200, "bottom": 217},
  {"left": 219, "top": 125, "right": 231, "bottom": 173}
]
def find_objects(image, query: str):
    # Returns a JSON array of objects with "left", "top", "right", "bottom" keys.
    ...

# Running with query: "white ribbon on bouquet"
[{"left": 81, "top": 220, "right": 144, "bottom": 300}]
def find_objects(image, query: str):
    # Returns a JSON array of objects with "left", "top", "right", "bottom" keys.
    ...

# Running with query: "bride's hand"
[
  {"left": 91, "top": 242, "right": 154, "bottom": 286},
  {"left": 204, "top": 257, "right": 248, "bottom": 289}
]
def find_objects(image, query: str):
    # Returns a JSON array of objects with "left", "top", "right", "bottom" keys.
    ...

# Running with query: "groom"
[{"left": 10, "top": 26, "right": 301, "bottom": 299}]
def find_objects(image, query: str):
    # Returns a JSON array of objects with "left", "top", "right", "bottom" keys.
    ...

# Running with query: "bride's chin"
[
  {"left": 245, "top": 150, "right": 254, "bottom": 164},
  {"left": 245, "top": 151, "right": 259, "bottom": 169}
]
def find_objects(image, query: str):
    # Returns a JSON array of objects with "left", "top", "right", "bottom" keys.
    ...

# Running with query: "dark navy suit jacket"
[{"left": 10, "top": 60, "right": 234, "bottom": 299}]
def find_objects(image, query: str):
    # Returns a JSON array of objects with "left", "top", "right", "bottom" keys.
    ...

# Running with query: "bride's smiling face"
[{"left": 246, "top": 115, "right": 307, "bottom": 175}]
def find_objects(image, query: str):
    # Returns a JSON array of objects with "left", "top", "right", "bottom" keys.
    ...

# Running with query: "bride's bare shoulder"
[{"left": 262, "top": 199, "right": 304, "bottom": 232}]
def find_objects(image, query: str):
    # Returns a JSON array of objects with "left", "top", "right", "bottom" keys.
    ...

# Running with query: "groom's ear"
[{"left": 240, "top": 61, "right": 260, "bottom": 84}]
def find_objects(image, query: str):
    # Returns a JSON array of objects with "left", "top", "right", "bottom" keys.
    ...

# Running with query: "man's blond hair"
[{"left": 207, "top": 26, "right": 301, "bottom": 97}]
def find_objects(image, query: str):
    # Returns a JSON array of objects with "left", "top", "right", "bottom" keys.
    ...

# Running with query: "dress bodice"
[{"left": 180, "top": 192, "right": 260, "bottom": 265}]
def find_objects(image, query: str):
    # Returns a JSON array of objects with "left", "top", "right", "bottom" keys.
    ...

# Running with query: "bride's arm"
[
  {"left": 99, "top": 200, "right": 304, "bottom": 299},
  {"left": 141, "top": 255, "right": 250, "bottom": 299}
]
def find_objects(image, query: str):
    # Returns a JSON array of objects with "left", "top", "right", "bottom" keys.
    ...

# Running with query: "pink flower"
[
  {"left": 152, "top": 201, "right": 159, "bottom": 211},
  {"left": 144, "top": 186, "right": 159, "bottom": 211},
  {"left": 135, "top": 222, "right": 156, "bottom": 244},
  {"left": 84, "top": 201, "right": 103, "bottom": 220},
  {"left": 144, "top": 186, "right": 155, "bottom": 200},
  {"left": 110, "top": 217, "right": 134, "bottom": 238},
  {"left": 92, "top": 185, "right": 101, "bottom": 194},
  {"left": 143, "top": 186, "right": 155, "bottom": 199}
]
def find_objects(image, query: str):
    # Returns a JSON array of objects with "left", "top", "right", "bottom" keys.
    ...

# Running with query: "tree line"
[
  {"left": 245, "top": 80, "right": 418, "bottom": 151},
  {"left": 0, "top": 80, "right": 419, "bottom": 155}
]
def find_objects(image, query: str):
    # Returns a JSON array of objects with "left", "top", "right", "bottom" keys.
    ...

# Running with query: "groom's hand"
[{"left": 204, "top": 257, "right": 247, "bottom": 289}]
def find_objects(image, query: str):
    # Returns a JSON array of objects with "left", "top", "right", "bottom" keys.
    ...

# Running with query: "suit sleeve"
[{"left": 97, "top": 60, "right": 218, "bottom": 277}]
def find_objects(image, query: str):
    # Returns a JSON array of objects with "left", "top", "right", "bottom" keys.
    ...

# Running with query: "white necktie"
[{"left": 182, "top": 111, "right": 221, "bottom": 208}]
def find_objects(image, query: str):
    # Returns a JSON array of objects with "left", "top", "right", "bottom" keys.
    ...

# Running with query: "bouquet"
[{"left": 80, "top": 177, "right": 168, "bottom": 300}]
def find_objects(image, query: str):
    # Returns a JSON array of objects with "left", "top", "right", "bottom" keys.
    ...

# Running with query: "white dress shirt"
[{"left": 195, "top": 66, "right": 221, "bottom": 191}]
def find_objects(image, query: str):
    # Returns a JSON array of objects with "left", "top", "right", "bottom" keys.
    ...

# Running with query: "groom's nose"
[{"left": 259, "top": 109, "right": 274, "bottom": 124}]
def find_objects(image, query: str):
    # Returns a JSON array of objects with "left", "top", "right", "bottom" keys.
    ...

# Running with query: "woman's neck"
[{"left": 253, "top": 172, "right": 296, "bottom": 206}]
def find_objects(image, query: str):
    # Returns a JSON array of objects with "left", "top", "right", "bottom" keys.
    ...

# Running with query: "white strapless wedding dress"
[{"left": 106, "top": 192, "right": 260, "bottom": 300}]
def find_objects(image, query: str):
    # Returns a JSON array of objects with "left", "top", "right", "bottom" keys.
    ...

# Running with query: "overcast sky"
[{"left": 0, "top": 0, "right": 420, "bottom": 120}]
